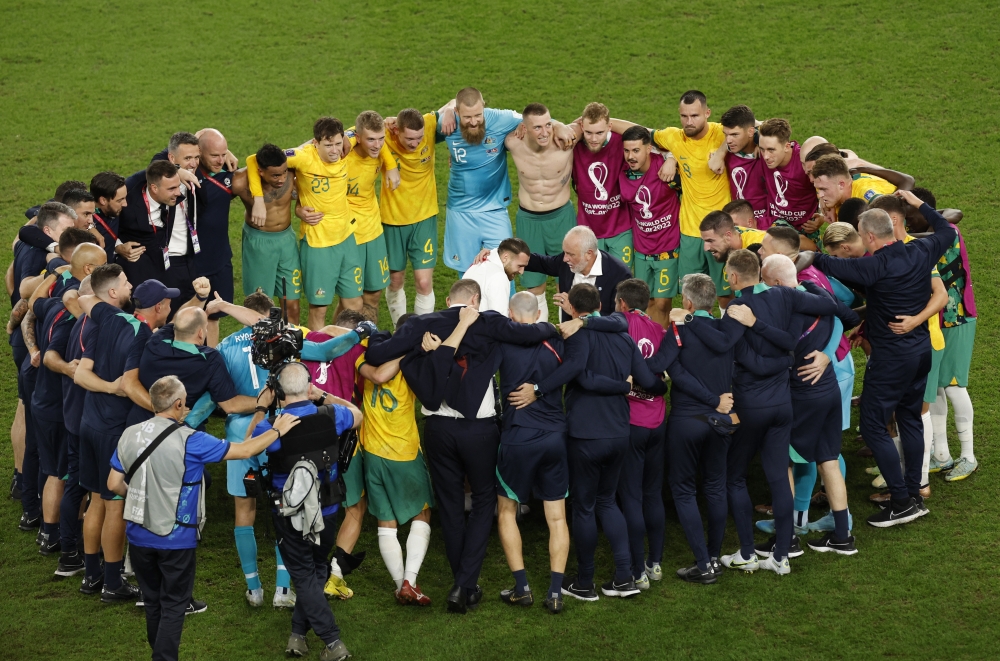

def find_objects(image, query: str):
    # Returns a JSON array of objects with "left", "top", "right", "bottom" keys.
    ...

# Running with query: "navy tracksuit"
[
  {"left": 536, "top": 313, "right": 666, "bottom": 586},
  {"left": 649, "top": 313, "right": 781, "bottom": 569},
  {"left": 689, "top": 285, "right": 844, "bottom": 561},
  {"left": 365, "top": 307, "right": 558, "bottom": 591},
  {"left": 814, "top": 203, "right": 956, "bottom": 501}
]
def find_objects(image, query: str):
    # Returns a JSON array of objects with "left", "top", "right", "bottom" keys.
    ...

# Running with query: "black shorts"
[
  {"left": 496, "top": 427, "right": 568, "bottom": 503},
  {"left": 79, "top": 422, "right": 120, "bottom": 500},
  {"left": 12, "top": 343, "right": 27, "bottom": 374},
  {"left": 17, "top": 366, "right": 36, "bottom": 402},
  {"left": 201, "top": 262, "right": 234, "bottom": 321},
  {"left": 791, "top": 387, "right": 843, "bottom": 464},
  {"left": 36, "top": 416, "right": 67, "bottom": 478}
]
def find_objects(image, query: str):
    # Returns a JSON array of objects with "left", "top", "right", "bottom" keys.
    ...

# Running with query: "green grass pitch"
[{"left": 0, "top": 1, "right": 998, "bottom": 659}]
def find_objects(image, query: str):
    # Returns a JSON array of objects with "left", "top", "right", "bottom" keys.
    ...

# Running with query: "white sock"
[
  {"left": 920, "top": 411, "right": 932, "bottom": 486},
  {"left": 414, "top": 291, "right": 435, "bottom": 315},
  {"left": 794, "top": 509, "right": 809, "bottom": 528},
  {"left": 329, "top": 556, "right": 343, "bottom": 579},
  {"left": 404, "top": 519, "right": 431, "bottom": 585},
  {"left": 946, "top": 386, "right": 975, "bottom": 462},
  {"left": 386, "top": 287, "right": 406, "bottom": 326},
  {"left": 892, "top": 435, "right": 905, "bottom": 473},
  {"left": 536, "top": 293, "right": 549, "bottom": 324},
  {"left": 377, "top": 527, "right": 405, "bottom": 590},
  {"left": 930, "top": 389, "right": 951, "bottom": 463}
]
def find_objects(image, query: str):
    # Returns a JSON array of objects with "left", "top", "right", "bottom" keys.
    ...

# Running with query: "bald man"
[{"left": 126, "top": 306, "right": 257, "bottom": 428}]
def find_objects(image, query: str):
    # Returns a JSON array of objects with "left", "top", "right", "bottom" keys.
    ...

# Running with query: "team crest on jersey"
[
  {"left": 484, "top": 137, "right": 495, "bottom": 145},
  {"left": 315, "top": 288, "right": 325, "bottom": 297},
  {"left": 285, "top": 149, "right": 296, "bottom": 157},
  {"left": 224, "top": 177, "right": 231, "bottom": 187},
  {"left": 420, "top": 147, "right": 428, "bottom": 155}
]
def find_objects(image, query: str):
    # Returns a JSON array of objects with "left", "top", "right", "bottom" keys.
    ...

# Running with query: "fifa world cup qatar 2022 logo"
[
  {"left": 588, "top": 162, "right": 609, "bottom": 201},
  {"left": 731, "top": 166, "right": 748, "bottom": 199},
  {"left": 635, "top": 186, "right": 653, "bottom": 219},
  {"left": 773, "top": 171, "right": 790, "bottom": 208}
]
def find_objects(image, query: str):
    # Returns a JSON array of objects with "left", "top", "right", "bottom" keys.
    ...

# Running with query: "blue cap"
[{"left": 133, "top": 279, "right": 180, "bottom": 308}]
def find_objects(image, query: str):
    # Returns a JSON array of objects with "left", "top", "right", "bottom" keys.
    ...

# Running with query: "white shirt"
[
  {"left": 421, "top": 304, "right": 496, "bottom": 419},
  {"left": 167, "top": 184, "right": 191, "bottom": 256},
  {"left": 463, "top": 249, "right": 511, "bottom": 317},
  {"left": 572, "top": 250, "right": 603, "bottom": 288}
]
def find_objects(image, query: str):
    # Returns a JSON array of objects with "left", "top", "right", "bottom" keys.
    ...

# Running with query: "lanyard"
[
  {"left": 141, "top": 187, "right": 158, "bottom": 235},
  {"left": 670, "top": 322, "right": 683, "bottom": 347},
  {"left": 541, "top": 340, "right": 562, "bottom": 364},
  {"left": 199, "top": 168, "right": 232, "bottom": 195},
  {"left": 77, "top": 316, "right": 88, "bottom": 352},
  {"left": 134, "top": 312, "right": 153, "bottom": 330},
  {"left": 93, "top": 211, "right": 118, "bottom": 242},
  {"left": 48, "top": 309, "right": 68, "bottom": 342},
  {"left": 799, "top": 316, "right": 821, "bottom": 340}
]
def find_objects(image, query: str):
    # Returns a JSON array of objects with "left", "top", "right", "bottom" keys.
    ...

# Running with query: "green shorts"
[
  {"left": 938, "top": 318, "right": 976, "bottom": 388},
  {"left": 924, "top": 347, "right": 945, "bottom": 403},
  {"left": 515, "top": 202, "right": 577, "bottom": 289},
  {"left": 343, "top": 448, "right": 365, "bottom": 508},
  {"left": 358, "top": 233, "right": 390, "bottom": 292},
  {"left": 678, "top": 233, "right": 710, "bottom": 280},
  {"left": 597, "top": 229, "right": 634, "bottom": 270},
  {"left": 708, "top": 256, "right": 731, "bottom": 297},
  {"left": 241, "top": 224, "right": 301, "bottom": 299},
  {"left": 299, "top": 236, "right": 363, "bottom": 306},
  {"left": 363, "top": 449, "right": 435, "bottom": 524},
  {"left": 384, "top": 216, "right": 437, "bottom": 272},
  {"left": 634, "top": 250, "right": 679, "bottom": 299}
]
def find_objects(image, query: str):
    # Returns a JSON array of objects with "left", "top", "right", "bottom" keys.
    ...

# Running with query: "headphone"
[{"left": 269, "top": 361, "right": 311, "bottom": 405}]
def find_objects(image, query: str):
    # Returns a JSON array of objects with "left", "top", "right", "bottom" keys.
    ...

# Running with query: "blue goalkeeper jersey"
[
  {"left": 214, "top": 326, "right": 269, "bottom": 442},
  {"left": 438, "top": 107, "right": 522, "bottom": 212}
]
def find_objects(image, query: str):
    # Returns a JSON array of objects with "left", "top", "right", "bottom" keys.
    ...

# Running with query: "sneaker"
[
  {"left": 543, "top": 594, "right": 564, "bottom": 614},
  {"left": 320, "top": 639, "right": 351, "bottom": 661},
  {"left": 323, "top": 574, "right": 354, "bottom": 600},
  {"left": 286, "top": 633, "right": 309, "bottom": 657},
  {"left": 807, "top": 533, "right": 858, "bottom": 555},
  {"left": 101, "top": 579, "right": 141, "bottom": 604},
  {"left": 79, "top": 575, "right": 104, "bottom": 595},
  {"left": 871, "top": 474, "right": 887, "bottom": 489},
  {"left": 755, "top": 519, "right": 809, "bottom": 536},
  {"left": 720, "top": 550, "right": 759, "bottom": 572},
  {"left": 807, "top": 510, "right": 854, "bottom": 533},
  {"left": 758, "top": 556, "right": 791, "bottom": 575},
  {"left": 600, "top": 579, "right": 640, "bottom": 598},
  {"left": 929, "top": 457, "right": 954, "bottom": 473},
  {"left": 246, "top": 588, "right": 264, "bottom": 607},
  {"left": 560, "top": 575, "right": 598, "bottom": 602},
  {"left": 634, "top": 574, "right": 650, "bottom": 591},
  {"left": 866, "top": 498, "right": 921, "bottom": 528},
  {"left": 753, "top": 504, "right": 773, "bottom": 516},
  {"left": 644, "top": 562, "right": 662, "bottom": 581},
  {"left": 135, "top": 592, "right": 145, "bottom": 608},
  {"left": 35, "top": 530, "right": 45, "bottom": 545},
  {"left": 400, "top": 580, "right": 431, "bottom": 606},
  {"left": 676, "top": 564, "right": 717, "bottom": 585},
  {"left": 864, "top": 466, "right": 881, "bottom": 476},
  {"left": 273, "top": 587, "right": 296, "bottom": 608},
  {"left": 754, "top": 535, "right": 804, "bottom": 559},
  {"left": 709, "top": 557, "right": 724, "bottom": 576},
  {"left": 499, "top": 586, "right": 534, "bottom": 606},
  {"left": 810, "top": 491, "right": 829, "bottom": 507},
  {"left": 55, "top": 550, "right": 85, "bottom": 577},
  {"left": 944, "top": 457, "right": 978, "bottom": 482},
  {"left": 185, "top": 599, "right": 208, "bottom": 616},
  {"left": 913, "top": 496, "right": 930, "bottom": 517},
  {"left": 17, "top": 512, "right": 40, "bottom": 532},
  {"left": 38, "top": 533, "right": 61, "bottom": 556}
]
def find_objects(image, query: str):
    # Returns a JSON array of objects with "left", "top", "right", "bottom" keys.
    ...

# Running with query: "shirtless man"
[
  {"left": 508, "top": 103, "right": 575, "bottom": 322},
  {"left": 232, "top": 143, "right": 301, "bottom": 322}
]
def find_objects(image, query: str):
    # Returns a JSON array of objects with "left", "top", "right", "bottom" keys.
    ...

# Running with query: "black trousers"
[
  {"left": 422, "top": 416, "right": 499, "bottom": 590},
  {"left": 272, "top": 511, "right": 341, "bottom": 644},
  {"left": 161, "top": 255, "right": 198, "bottom": 317},
  {"left": 130, "top": 545, "right": 196, "bottom": 661}
]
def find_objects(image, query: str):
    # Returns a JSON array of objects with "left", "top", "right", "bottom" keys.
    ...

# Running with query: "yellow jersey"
[
  {"left": 381, "top": 112, "right": 440, "bottom": 226},
  {"left": 355, "top": 354, "right": 420, "bottom": 461},
  {"left": 652, "top": 123, "right": 730, "bottom": 237},
  {"left": 736, "top": 226, "right": 767, "bottom": 247},
  {"left": 246, "top": 144, "right": 352, "bottom": 248},
  {"left": 344, "top": 129, "right": 397, "bottom": 244},
  {"left": 903, "top": 234, "right": 945, "bottom": 351},
  {"left": 852, "top": 173, "right": 896, "bottom": 203}
]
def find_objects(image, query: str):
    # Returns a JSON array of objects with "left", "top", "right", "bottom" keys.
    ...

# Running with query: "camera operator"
[
  {"left": 107, "top": 375, "right": 300, "bottom": 661},
  {"left": 246, "top": 362, "right": 361, "bottom": 661}
]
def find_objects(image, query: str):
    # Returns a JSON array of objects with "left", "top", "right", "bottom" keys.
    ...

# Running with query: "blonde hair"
[
  {"left": 355, "top": 110, "right": 384, "bottom": 133},
  {"left": 582, "top": 102, "right": 610, "bottom": 124},
  {"left": 823, "top": 221, "right": 861, "bottom": 251}
]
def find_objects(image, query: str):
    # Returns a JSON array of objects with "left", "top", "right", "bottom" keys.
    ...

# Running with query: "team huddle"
[{"left": 6, "top": 87, "right": 979, "bottom": 660}]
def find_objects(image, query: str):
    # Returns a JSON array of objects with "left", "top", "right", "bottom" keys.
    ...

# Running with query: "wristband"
[
  {"left": 196, "top": 292, "right": 209, "bottom": 301},
  {"left": 254, "top": 406, "right": 268, "bottom": 414}
]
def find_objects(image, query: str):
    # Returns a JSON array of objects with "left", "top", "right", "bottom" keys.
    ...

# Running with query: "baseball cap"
[{"left": 133, "top": 279, "right": 180, "bottom": 308}]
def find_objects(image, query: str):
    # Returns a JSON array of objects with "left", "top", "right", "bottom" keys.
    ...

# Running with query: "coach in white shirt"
[{"left": 463, "top": 237, "right": 532, "bottom": 317}]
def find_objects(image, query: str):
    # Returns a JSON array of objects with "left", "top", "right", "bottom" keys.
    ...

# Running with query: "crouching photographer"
[
  {"left": 247, "top": 361, "right": 361, "bottom": 661},
  {"left": 107, "top": 375, "right": 300, "bottom": 661}
]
